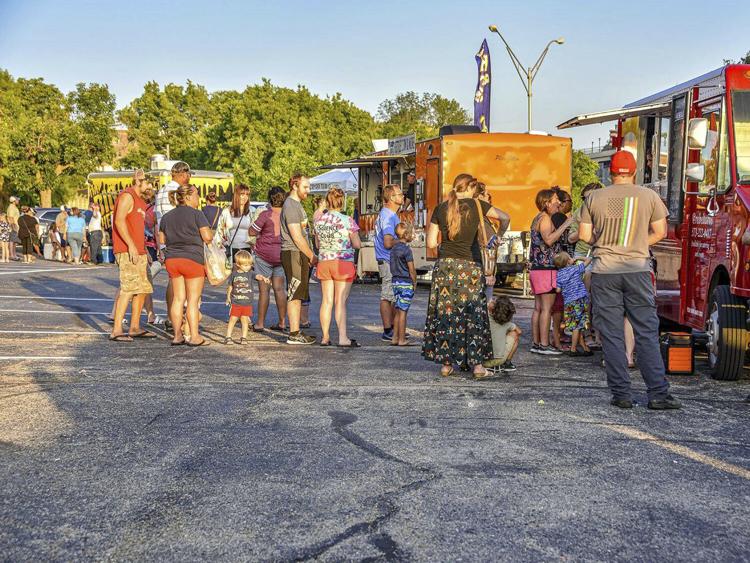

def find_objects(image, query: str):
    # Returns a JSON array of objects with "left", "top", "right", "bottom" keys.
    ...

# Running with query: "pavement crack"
[
  {"left": 284, "top": 411, "right": 443, "bottom": 561},
  {"left": 328, "top": 410, "right": 410, "bottom": 466}
]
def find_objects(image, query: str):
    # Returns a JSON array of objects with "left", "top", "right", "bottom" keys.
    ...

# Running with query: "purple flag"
[{"left": 474, "top": 39, "right": 491, "bottom": 132}]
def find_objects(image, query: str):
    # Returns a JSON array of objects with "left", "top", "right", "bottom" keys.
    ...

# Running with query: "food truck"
[
  {"left": 558, "top": 64, "right": 750, "bottom": 380},
  {"left": 323, "top": 127, "right": 572, "bottom": 282},
  {"left": 87, "top": 155, "right": 234, "bottom": 230}
]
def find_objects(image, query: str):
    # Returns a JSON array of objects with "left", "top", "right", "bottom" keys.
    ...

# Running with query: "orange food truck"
[
  {"left": 323, "top": 126, "right": 572, "bottom": 282},
  {"left": 558, "top": 64, "right": 750, "bottom": 380}
]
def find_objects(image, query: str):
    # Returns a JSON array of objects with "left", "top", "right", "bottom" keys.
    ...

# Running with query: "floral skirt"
[{"left": 422, "top": 258, "right": 492, "bottom": 370}]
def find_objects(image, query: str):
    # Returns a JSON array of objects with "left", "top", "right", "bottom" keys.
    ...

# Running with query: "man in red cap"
[{"left": 578, "top": 150, "right": 681, "bottom": 410}]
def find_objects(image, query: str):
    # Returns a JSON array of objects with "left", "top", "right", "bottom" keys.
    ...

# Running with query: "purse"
[{"left": 474, "top": 198, "right": 497, "bottom": 278}]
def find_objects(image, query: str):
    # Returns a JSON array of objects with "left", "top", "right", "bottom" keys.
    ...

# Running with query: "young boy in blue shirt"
[{"left": 389, "top": 222, "right": 417, "bottom": 346}]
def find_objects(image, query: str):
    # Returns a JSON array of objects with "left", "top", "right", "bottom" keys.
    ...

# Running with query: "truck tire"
[{"left": 706, "top": 285, "right": 747, "bottom": 381}]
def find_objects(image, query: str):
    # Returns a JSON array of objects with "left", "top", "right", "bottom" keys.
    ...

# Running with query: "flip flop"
[
  {"left": 320, "top": 341, "right": 333, "bottom": 347},
  {"left": 397, "top": 342, "right": 417, "bottom": 347},
  {"left": 440, "top": 366, "right": 454, "bottom": 377},
  {"left": 337, "top": 339, "right": 361, "bottom": 348},
  {"left": 109, "top": 334, "right": 133, "bottom": 342},
  {"left": 187, "top": 339, "right": 211, "bottom": 347},
  {"left": 170, "top": 339, "right": 186, "bottom": 346},
  {"left": 130, "top": 331, "right": 157, "bottom": 339}
]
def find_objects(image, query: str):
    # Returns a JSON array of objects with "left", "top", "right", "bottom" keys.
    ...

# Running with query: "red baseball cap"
[{"left": 610, "top": 150, "right": 637, "bottom": 175}]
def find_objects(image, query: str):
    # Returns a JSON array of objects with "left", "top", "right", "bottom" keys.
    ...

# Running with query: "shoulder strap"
[
  {"left": 210, "top": 207, "right": 221, "bottom": 230},
  {"left": 227, "top": 208, "right": 248, "bottom": 248},
  {"left": 474, "top": 198, "right": 488, "bottom": 248}
]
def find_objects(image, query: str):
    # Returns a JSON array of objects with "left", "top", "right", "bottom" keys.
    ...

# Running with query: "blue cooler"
[{"left": 102, "top": 246, "right": 114, "bottom": 263}]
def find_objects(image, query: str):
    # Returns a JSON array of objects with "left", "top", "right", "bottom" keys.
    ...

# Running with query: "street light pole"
[{"left": 488, "top": 25, "right": 564, "bottom": 132}]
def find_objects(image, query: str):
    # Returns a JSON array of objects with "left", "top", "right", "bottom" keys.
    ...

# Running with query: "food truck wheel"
[{"left": 706, "top": 285, "right": 746, "bottom": 381}]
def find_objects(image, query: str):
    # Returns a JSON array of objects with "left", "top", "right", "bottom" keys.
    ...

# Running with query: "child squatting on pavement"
[{"left": 225, "top": 250, "right": 269, "bottom": 345}]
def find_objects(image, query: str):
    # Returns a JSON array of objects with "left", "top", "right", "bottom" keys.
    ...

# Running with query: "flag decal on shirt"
[{"left": 603, "top": 197, "right": 638, "bottom": 246}]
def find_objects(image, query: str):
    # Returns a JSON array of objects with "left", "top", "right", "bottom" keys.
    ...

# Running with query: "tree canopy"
[
  {"left": 0, "top": 70, "right": 115, "bottom": 207},
  {"left": 376, "top": 91, "right": 472, "bottom": 140}
]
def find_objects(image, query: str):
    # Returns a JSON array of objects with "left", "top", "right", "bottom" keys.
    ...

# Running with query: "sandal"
[
  {"left": 240, "top": 337, "right": 250, "bottom": 345},
  {"left": 320, "top": 341, "right": 333, "bottom": 347},
  {"left": 130, "top": 330, "right": 157, "bottom": 339},
  {"left": 337, "top": 339, "right": 361, "bottom": 348},
  {"left": 252, "top": 326, "right": 265, "bottom": 333},
  {"left": 187, "top": 339, "right": 211, "bottom": 347},
  {"left": 109, "top": 334, "right": 133, "bottom": 342},
  {"left": 440, "top": 365, "right": 454, "bottom": 377},
  {"left": 269, "top": 324, "right": 285, "bottom": 332},
  {"left": 171, "top": 339, "right": 186, "bottom": 346}
]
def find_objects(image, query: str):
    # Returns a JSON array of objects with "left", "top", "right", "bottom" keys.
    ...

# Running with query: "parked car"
[{"left": 34, "top": 207, "right": 62, "bottom": 240}]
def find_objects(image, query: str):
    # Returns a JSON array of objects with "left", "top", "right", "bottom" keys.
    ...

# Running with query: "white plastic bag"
[{"left": 204, "top": 242, "right": 231, "bottom": 286}]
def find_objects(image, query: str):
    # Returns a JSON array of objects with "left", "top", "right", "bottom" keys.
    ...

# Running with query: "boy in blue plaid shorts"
[{"left": 389, "top": 222, "right": 417, "bottom": 346}]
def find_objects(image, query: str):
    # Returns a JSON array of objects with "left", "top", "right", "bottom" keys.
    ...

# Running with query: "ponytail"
[
  {"left": 446, "top": 189, "right": 460, "bottom": 240},
  {"left": 446, "top": 173, "right": 478, "bottom": 240}
]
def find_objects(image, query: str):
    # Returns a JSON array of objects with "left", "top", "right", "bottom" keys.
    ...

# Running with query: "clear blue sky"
[{"left": 1, "top": 0, "right": 749, "bottom": 150}]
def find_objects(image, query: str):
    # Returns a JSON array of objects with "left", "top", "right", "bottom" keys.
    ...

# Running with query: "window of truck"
[
  {"left": 732, "top": 90, "right": 750, "bottom": 184},
  {"left": 697, "top": 101, "right": 731, "bottom": 194},
  {"left": 667, "top": 95, "right": 686, "bottom": 221}
]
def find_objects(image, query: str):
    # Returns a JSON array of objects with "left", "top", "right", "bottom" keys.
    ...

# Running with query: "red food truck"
[{"left": 558, "top": 64, "right": 750, "bottom": 380}]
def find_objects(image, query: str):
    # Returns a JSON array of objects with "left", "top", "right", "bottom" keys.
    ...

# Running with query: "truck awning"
[
  {"left": 557, "top": 102, "right": 671, "bottom": 130},
  {"left": 318, "top": 154, "right": 412, "bottom": 170}
]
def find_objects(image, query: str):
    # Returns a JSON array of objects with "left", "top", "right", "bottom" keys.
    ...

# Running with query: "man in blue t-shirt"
[{"left": 374, "top": 184, "right": 404, "bottom": 341}]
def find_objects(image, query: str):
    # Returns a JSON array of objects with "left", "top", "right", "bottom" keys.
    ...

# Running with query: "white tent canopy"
[{"left": 310, "top": 168, "right": 358, "bottom": 194}]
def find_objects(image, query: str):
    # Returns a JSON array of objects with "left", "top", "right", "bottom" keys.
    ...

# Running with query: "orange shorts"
[
  {"left": 230, "top": 304, "right": 253, "bottom": 318},
  {"left": 316, "top": 259, "right": 356, "bottom": 282},
  {"left": 165, "top": 258, "right": 205, "bottom": 279}
]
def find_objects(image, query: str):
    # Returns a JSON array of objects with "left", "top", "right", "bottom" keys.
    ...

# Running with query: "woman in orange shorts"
[
  {"left": 159, "top": 185, "right": 214, "bottom": 346},
  {"left": 313, "top": 187, "right": 361, "bottom": 347}
]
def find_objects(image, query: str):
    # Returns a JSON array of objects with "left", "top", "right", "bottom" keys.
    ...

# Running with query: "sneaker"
[
  {"left": 530, "top": 343, "right": 542, "bottom": 354},
  {"left": 223, "top": 337, "right": 234, "bottom": 345},
  {"left": 287, "top": 331, "right": 316, "bottom": 345},
  {"left": 500, "top": 360, "right": 517, "bottom": 373},
  {"left": 610, "top": 397, "right": 634, "bottom": 409},
  {"left": 537, "top": 345, "right": 563, "bottom": 356},
  {"left": 647, "top": 394, "right": 682, "bottom": 410},
  {"left": 381, "top": 330, "right": 394, "bottom": 342}
]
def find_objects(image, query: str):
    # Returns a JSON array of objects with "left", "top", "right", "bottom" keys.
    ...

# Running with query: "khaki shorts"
[
  {"left": 378, "top": 261, "right": 394, "bottom": 302},
  {"left": 116, "top": 253, "right": 153, "bottom": 295}
]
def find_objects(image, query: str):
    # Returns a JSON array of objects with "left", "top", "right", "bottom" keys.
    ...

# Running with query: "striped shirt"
[
  {"left": 155, "top": 180, "right": 180, "bottom": 228},
  {"left": 579, "top": 183, "right": 667, "bottom": 274},
  {"left": 556, "top": 263, "right": 588, "bottom": 303}
]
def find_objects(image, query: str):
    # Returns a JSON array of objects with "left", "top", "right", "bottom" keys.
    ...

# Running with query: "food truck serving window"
[{"left": 733, "top": 90, "right": 750, "bottom": 183}]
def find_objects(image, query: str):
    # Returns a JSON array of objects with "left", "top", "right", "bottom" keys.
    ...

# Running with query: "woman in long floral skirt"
[{"left": 422, "top": 174, "right": 510, "bottom": 378}]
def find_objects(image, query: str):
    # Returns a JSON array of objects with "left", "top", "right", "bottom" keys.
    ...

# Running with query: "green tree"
[
  {"left": 723, "top": 51, "right": 750, "bottom": 65},
  {"left": 571, "top": 149, "right": 600, "bottom": 208},
  {"left": 376, "top": 91, "right": 471, "bottom": 140},
  {"left": 0, "top": 71, "right": 115, "bottom": 207},
  {"left": 117, "top": 80, "right": 213, "bottom": 169}
]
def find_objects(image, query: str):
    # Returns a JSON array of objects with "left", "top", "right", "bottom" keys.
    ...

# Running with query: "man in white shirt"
[
  {"left": 155, "top": 161, "right": 191, "bottom": 229},
  {"left": 154, "top": 161, "right": 191, "bottom": 332}
]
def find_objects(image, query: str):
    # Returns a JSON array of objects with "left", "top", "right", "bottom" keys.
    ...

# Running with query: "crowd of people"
[
  {"left": 3, "top": 151, "right": 683, "bottom": 410},
  {"left": 0, "top": 194, "right": 106, "bottom": 265}
]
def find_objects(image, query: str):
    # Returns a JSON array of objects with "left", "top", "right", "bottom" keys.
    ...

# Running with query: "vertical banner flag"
[{"left": 474, "top": 39, "right": 491, "bottom": 132}]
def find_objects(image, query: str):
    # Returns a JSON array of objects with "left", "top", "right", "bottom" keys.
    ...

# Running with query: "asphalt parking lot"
[{"left": 1, "top": 260, "right": 750, "bottom": 561}]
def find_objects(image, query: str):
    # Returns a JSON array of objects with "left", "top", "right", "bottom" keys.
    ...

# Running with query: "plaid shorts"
[{"left": 392, "top": 280, "right": 414, "bottom": 312}]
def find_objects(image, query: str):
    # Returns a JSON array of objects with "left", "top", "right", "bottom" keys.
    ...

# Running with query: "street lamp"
[{"left": 488, "top": 24, "right": 564, "bottom": 132}]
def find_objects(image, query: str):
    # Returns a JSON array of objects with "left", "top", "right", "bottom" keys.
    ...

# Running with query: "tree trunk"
[{"left": 40, "top": 189, "right": 52, "bottom": 208}]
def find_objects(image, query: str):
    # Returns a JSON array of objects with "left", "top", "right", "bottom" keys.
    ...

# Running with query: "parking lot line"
[
  {"left": 0, "top": 267, "right": 85, "bottom": 276},
  {"left": 0, "top": 356, "right": 77, "bottom": 361},
  {"left": 593, "top": 420, "right": 750, "bottom": 481},
  {"left": 0, "top": 295, "right": 225, "bottom": 304},
  {"left": 0, "top": 309, "right": 109, "bottom": 315},
  {"left": 0, "top": 330, "right": 107, "bottom": 335}
]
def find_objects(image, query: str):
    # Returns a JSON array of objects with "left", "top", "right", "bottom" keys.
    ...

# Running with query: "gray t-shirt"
[
  {"left": 280, "top": 197, "right": 308, "bottom": 251},
  {"left": 160, "top": 206, "right": 210, "bottom": 264},
  {"left": 579, "top": 183, "right": 668, "bottom": 274}
]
